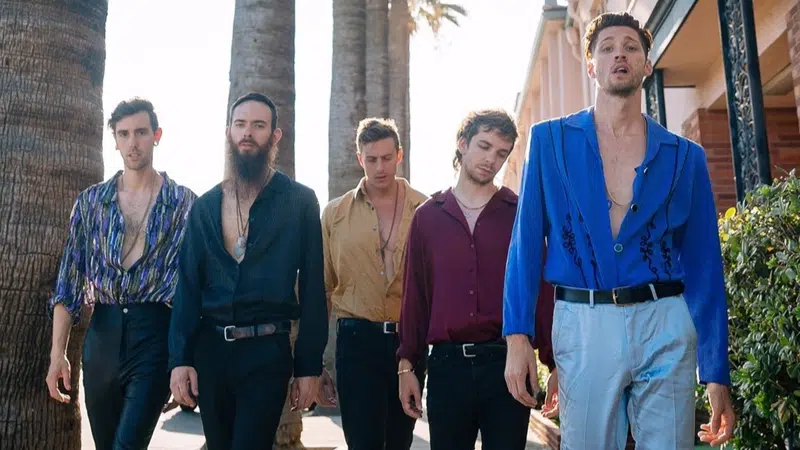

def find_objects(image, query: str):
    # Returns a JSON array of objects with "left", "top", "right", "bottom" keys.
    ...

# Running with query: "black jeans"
[
  {"left": 193, "top": 321, "right": 293, "bottom": 450},
  {"left": 335, "top": 318, "right": 426, "bottom": 450},
  {"left": 426, "top": 341, "right": 531, "bottom": 450},
  {"left": 82, "top": 303, "right": 172, "bottom": 450}
]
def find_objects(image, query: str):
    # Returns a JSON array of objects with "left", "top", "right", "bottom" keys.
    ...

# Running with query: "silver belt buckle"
[
  {"left": 612, "top": 288, "right": 620, "bottom": 306},
  {"left": 383, "top": 322, "right": 396, "bottom": 334},
  {"left": 462, "top": 343, "right": 475, "bottom": 358},
  {"left": 223, "top": 325, "right": 236, "bottom": 342}
]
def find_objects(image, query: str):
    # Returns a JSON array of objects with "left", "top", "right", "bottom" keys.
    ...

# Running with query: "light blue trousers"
[{"left": 552, "top": 294, "right": 698, "bottom": 450}]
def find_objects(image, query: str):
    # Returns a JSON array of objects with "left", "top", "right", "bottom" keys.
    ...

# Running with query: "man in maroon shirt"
[{"left": 397, "top": 109, "right": 556, "bottom": 449}]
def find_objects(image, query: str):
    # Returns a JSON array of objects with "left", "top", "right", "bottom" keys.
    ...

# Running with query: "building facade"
[{"left": 503, "top": 0, "right": 800, "bottom": 212}]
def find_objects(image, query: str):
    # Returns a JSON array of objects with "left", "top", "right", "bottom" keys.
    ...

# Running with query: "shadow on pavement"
[{"left": 159, "top": 409, "right": 205, "bottom": 435}]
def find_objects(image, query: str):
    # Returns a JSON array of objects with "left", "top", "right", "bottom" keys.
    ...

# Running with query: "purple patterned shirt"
[{"left": 49, "top": 171, "right": 196, "bottom": 324}]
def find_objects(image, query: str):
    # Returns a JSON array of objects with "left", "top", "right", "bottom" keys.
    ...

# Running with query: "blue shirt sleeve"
[
  {"left": 678, "top": 144, "right": 731, "bottom": 385},
  {"left": 49, "top": 195, "right": 87, "bottom": 325},
  {"left": 503, "top": 125, "right": 547, "bottom": 338}
]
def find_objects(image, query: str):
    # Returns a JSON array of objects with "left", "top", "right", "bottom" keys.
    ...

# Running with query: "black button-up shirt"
[{"left": 168, "top": 172, "right": 328, "bottom": 377}]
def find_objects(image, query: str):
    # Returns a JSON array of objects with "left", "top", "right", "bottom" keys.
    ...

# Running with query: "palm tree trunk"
[
  {"left": 365, "top": 0, "right": 389, "bottom": 117},
  {"left": 326, "top": 0, "right": 367, "bottom": 392},
  {"left": 227, "top": 0, "right": 295, "bottom": 180},
  {"left": 328, "top": 0, "right": 366, "bottom": 200},
  {"left": 227, "top": 2, "right": 302, "bottom": 448},
  {"left": 0, "top": 0, "right": 107, "bottom": 448},
  {"left": 388, "top": 0, "right": 411, "bottom": 180}
]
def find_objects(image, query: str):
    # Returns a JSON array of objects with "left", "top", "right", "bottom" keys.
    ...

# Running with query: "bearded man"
[{"left": 168, "top": 92, "right": 328, "bottom": 449}]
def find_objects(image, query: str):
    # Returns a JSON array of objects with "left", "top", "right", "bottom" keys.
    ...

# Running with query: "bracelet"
[{"left": 397, "top": 368, "right": 413, "bottom": 375}]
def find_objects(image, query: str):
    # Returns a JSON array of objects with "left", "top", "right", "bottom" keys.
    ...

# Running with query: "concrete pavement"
[{"left": 80, "top": 386, "right": 548, "bottom": 449}]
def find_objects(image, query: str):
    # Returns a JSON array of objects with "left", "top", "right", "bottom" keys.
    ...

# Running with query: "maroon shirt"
[{"left": 397, "top": 187, "right": 555, "bottom": 368}]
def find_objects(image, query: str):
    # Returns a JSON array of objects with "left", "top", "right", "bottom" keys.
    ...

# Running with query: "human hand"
[
  {"left": 45, "top": 355, "right": 72, "bottom": 403},
  {"left": 170, "top": 366, "right": 199, "bottom": 408},
  {"left": 504, "top": 334, "right": 540, "bottom": 408},
  {"left": 698, "top": 383, "right": 735, "bottom": 447},
  {"left": 399, "top": 370, "right": 423, "bottom": 419},
  {"left": 542, "top": 368, "right": 559, "bottom": 419},
  {"left": 291, "top": 376, "right": 319, "bottom": 411},
  {"left": 315, "top": 368, "right": 337, "bottom": 407}
]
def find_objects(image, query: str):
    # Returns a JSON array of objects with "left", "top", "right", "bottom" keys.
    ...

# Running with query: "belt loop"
[
  {"left": 589, "top": 289, "right": 595, "bottom": 308},
  {"left": 649, "top": 283, "right": 658, "bottom": 301}
]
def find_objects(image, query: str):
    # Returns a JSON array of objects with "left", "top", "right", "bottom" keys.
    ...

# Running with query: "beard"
[
  {"left": 605, "top": 72, "right": 644, "bottom": 98},
  {"left": 228, "top": 134, "right": 275, "bottom": 183},
  {"left": 464, "top": 164, "right": 496, "bottom": 186}
]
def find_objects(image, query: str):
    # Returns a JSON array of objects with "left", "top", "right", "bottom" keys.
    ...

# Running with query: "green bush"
[{"left": 719, "top": 171, "right": 800, "bottom": 449}]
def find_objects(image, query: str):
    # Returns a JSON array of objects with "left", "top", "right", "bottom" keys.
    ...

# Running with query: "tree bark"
[
  {"left": 227, "top": 2, "right": 302, "bottom": 447},
  {"left": 0, "top": 0, "right": 107, "bottom": 448},
  {"left": 388, "top": 0, "right": 411, "bottom": 180},
  {"left": 365, "top": 0, "right": 389, "bottom": 118},
  {"left": 328, "top": 0, "right": 366, "bottom": 201},
  {"left": 227, "top": 0, "right": 295, "bottom": 180}
]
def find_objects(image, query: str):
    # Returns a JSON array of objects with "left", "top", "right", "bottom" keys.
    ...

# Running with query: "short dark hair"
[
  {"left": 355, "top": 118, "right": 401, "bottom": 153},
  {"left": 453, "top": 109, "right": 518, "bottom": 170},
  {"left": 229, "top": 92, "right": 278, "bottom": 131},
  {"left": 583, "top": 12, "right": 653, "bottom": 60},
  {"left": 108, "top": 98, "right": 159, "bottom": 132}
]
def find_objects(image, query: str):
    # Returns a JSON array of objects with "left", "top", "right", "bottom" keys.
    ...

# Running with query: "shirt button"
[
  {"left": 470, "top": 244, "right": 475, "bottom": 249},
  {"left": 614, "top": 243, "right": 623, "bottom": 253},
  {"left": 122, "top": 308, "right": 129, "bottom": 314},
  {"left": 630, "top": 204, "right": 638, "bottom": 213},
  {"left": 380, "top": 271, "right": 384, "bottom": 275},
  {"left": 373, "top": 225, "right": 377, "bottom": 231},
  {"left": 643, "top": 166, "right": 649, "bottom": 175},
  {"left": 469, "top": 290, "right": 474, "bottom": 295}
]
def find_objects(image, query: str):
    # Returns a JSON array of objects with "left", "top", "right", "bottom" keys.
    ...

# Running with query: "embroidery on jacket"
[{"left": 562, "top": 214, "right": 588, "bottom": 286}]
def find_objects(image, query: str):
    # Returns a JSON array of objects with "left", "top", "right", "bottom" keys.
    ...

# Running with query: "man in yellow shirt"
[{"left": 317, "top": 118, "right": 428, "bottom": 450}]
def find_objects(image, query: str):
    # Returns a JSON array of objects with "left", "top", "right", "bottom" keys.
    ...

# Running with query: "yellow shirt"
[{"left": 322, "top": 178, "right": 428, "bottom": 322}]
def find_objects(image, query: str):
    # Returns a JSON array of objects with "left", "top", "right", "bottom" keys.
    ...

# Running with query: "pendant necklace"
[
  {"left": 234, "top": 169, "right": 273, "bottom": 260},
  {"left": 379, "top": 184, "right": 399, "bottom": 260},
  {"left": 120, "top": 171, "right": 156, "bottom": 264}
]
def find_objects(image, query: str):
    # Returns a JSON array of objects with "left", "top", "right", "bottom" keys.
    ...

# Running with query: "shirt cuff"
[
  {"left": 49, "top": 296, "right": 81, "bottom": 325},
  {"left": 396, "top": 345, "right": 421, "bottom": 367},
  {"left": 293, "top": 356, "right": 323, "bottom": 378}
]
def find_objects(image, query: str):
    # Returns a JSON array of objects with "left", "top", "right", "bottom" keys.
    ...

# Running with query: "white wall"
[{"left": 664, "top": 87, "right": 699, "bottom": 135}]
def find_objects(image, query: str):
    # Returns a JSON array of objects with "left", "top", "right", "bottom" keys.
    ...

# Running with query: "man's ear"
[
  {"left": 587, "top": 59, "right": 597, "bottom": 80},
  {"left": 271, "top": 127, "right": 283, "bottom": 145}
]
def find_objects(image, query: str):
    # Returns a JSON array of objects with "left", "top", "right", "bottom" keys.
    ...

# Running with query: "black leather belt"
[
  {"left": 337, "top": 317, "right": 397, "bottom": 334},
  {"left": 556, "top": 281, "right": 684, "bottom": 306},
  {"left": 431, "top": 340, "right": 507, "bottom": 359},
  {"left": 215, "top": 320, "right": 291, "bottom": 342}
]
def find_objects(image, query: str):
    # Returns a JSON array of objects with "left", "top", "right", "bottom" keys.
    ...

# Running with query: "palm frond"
[{"left": 410, "top": 0, "right": 467, "bottom": 36}]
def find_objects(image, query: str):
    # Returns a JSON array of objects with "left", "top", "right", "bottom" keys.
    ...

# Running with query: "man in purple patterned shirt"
[{"left": 45, "top": 98, "right": 196, "bottom": 450}]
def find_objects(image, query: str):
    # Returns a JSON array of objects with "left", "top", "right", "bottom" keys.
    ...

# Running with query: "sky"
[{"left": 102, "top": 0, "right": 544, "bottom": 206}]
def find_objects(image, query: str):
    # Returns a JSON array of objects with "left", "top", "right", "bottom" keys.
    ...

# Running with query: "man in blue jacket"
[{"left": 502, "top": 12, "right": 735, "bottom": 450}]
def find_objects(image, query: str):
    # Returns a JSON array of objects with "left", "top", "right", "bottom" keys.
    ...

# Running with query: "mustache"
[{"left": 238, "top": 138, "right": 257, "bottom": 147}]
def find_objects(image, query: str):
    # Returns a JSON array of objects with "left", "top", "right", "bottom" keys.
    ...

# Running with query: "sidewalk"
[{"left": 80, "top": 387, "right": 548, "bottom": 449}]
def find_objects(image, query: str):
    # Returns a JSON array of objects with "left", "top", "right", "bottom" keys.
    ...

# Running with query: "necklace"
[
  {"left": 605, "top": 186, "right": 630, "bottom": 210},
  {"left": 378, "top": 183, "right": 400, "bottom": 260},
  {"left": 453, "top": 186, "right": 496, "bottom": 218},
  {"left": 120, "top": 171, "right": 157, "bottom": 264},
  {"left": 233, "top": 168, "right": 274, "bottom": 260}
]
